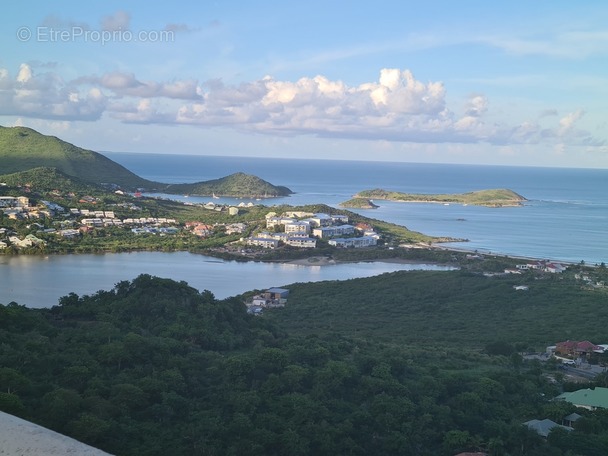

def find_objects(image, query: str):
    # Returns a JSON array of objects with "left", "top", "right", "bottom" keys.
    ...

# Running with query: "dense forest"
[
  {"left": 264, "top": 269, "right": 608, "bottom": 348},
  {"left": 1, "top": 273, "right": 608, "bottom": 455}
]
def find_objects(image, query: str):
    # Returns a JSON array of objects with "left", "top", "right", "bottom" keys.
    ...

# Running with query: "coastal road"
[{"left": 560, "top": 365, "right": 602, "bottom": 380}]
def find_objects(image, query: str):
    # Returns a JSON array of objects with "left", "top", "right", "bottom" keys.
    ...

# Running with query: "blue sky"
[{"left": 1, "top": 1, "right": 607, "bottom": 168}]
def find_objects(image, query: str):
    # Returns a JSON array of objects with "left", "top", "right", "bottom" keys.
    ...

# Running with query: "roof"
[
  {"left": 557, "top": 387, "right": 608, "bottom": 409},
  {"left": 523, "top": 419, "right": 572, "bottom": 437},
  {"left": 563, "top": 412, "right": 583, "bottom": 422},
  {"left": 267, "top": 287, "right": 289, "bottom": 294},
  {"left": 576, "top": 340, "right": 602, "bottom": 351},
  {"left": 556, "top": 340, "right": 602, "bottom": 352}
]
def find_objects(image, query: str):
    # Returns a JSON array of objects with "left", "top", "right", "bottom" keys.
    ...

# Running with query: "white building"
[
  {"left": 285, "top": 237, "right": 317, "bottom": 248},
  {"left": 329, "top": 236, "right": 377, "bottom": 248},
  {"left": 246, "top": 237, "right": 279, "bottom": 249},
  {"left": 266, "top": 216, "right": 295, "bottom": 229},
  {"left": 313, "top": 224, "right": 355, "bottom": 239},
  {"left": 284, "top": 221, "right": 311, "bottom": 234}
]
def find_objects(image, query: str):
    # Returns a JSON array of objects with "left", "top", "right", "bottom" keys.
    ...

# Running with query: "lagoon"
[{"left": 0, "top": 252, "right": 454, "bottom": 308}]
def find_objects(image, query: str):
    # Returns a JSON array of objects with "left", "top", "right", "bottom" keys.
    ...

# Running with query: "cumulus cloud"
[
  {"left": 558, "top": 109, "right": 585, "bottom": 135},
  {"left": 1, "top": 64, "right": 604, "bottom": 149},
  {"left": 172, "top": 69, "right": 472, "bottom": 142},
  {"left": 464, "top": 94, "right": 488, "bottom": 117},
  {"left": 110, "top": 99, "right": 173, "bottom": 124},
  {"left": 16, "top": 64, "right": 33, "bottom": 83},
  {"left": 94, "top": 72, "right": 200, "bottom": 100},
  {"left": 0, "top": 65, "right": 106, "bottom": 121}
]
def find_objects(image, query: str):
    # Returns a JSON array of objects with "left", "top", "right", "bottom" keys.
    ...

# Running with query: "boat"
[{"left": 212, "top": 193, "right": 220, "bottom": 199}]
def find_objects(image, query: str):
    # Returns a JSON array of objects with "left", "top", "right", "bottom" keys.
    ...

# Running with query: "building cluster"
[
  {"left": 0, "top": 230, "right": 46, "bottom": 249},
  {"left": 199, "top": 201, "right": 244, "bottom": 215},
  {"left": 503, "top": 260, "right": 568, "bottom": 275},
  {"left": 0, "top": 196, "right": 56, "bottom": 220},
  {"left": 574, "top": 272, "right": 606, "bottom": 288},
  {"left": 524, "top": 342, "right": 608, "bottom": 440},
  {"left": 184, "top": 222, "right": 248, "bottom": 238},
  {"left": 547, "top": 339, "right": 607, "bottom": 363},
  {"left": 246, "top": 287, "right": 289, "bottom": 315},
  {"left": 80, "top": 215, "right": 177, "bottom": 229},
  {"left": 524, "top": 386, "right": 608, "bottom": 438},
  {"left": 245, "top": 212, "right": 380, "bottom": 249}
]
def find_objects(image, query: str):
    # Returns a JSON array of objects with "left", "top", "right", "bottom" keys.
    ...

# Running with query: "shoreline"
[
  {"left": 1, "top": 245, "right": 587, "bottom": 268},
  {"left": 284, "top": 255, "right": 453, "bottom": 267}
]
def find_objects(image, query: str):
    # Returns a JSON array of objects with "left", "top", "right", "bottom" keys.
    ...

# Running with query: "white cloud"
[
  {"left": 558, "top": 109, "right": 585, "bottom": 135},
  {"left": 16, "top": 64, "right": 33, "bottom": 83},
  {"left": 0, "top": 65, "right": 106, "bottom": 121},
  {"left": 464, "top": 94, "right": 488, "bottom": 117},
  {"left": 1, "top": 64, "right": 604, "bottom": 150},
  {"left": 96, "top": 72, "right": 200, "bottom": 100}
]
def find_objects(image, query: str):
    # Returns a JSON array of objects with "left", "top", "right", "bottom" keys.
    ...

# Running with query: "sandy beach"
[{"left": 0, "top": 411, "right": 112, "bottom": 456}]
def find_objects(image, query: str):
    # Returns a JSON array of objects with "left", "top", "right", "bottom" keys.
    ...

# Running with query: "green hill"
[
  {"left": 0, "top": 126, "right": 292, "bottom": 196},
  {"left": 164, "top": 172, "right": 292, "bottom": 197},
  {"left": 355, "top": 188, "right": 526, "bottom": 207},
  {"left": 0, "top": 167, "right": 103, "bottom": 193},
  {"left": 0, "top": 126, "right": 154, "bottom": 189}
]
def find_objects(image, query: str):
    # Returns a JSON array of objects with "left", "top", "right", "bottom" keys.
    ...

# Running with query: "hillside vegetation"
[
  {"left": 3, "top": 275, "right": 607, "bottom": 456},
  {"left": 0, "top": 126, "right": 154, "bottom": 189},
  {"left": 338, "top": 197, "right": 379, "bottom": 209},
  {"left": 0, "top": 126, "right": 291, "bottom": 197},
  {"left": 164, "top": 172, "right": 292, "bottom": 197},
  {"left": 355, "top": 188, "right": 527, "bottom": 207},
  {"left": 265, "top": 269, "right": 608, "bottom": 349},
  {"left": 0, "top": 167, "right": 103, "bottom": 194}
]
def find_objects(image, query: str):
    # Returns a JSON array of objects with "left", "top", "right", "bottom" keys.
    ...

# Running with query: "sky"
[{"left": 1, "top": 1, "right": 607, "bottom": 168}]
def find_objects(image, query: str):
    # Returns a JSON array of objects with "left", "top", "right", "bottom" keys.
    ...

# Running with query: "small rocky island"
[{"left": 350, "top": 188, "right": 526, "bottom": 207}]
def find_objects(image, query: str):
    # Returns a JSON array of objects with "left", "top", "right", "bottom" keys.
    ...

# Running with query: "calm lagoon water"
[
  {"left": 4, "top": 154, "right": 606, "bottom": 307},
  {"left": 0, "top": 252, "right": 454, "bottom": 308}
]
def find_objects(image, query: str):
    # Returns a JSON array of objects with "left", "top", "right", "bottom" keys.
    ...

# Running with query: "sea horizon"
[{"left": 103, "top": 150, "right": 607, "bottom": 171}]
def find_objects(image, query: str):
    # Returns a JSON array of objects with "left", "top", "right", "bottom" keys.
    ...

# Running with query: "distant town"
[{"left": 0, "top": 193, "right": 380, "bottom": 253}]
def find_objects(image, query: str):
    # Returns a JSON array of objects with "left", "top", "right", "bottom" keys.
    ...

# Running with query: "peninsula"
[
  {"left": 352, "top": 188, "right": 526, "bottom": 207},
  {"left": 338, "top": 197, "right": 379, "bottom": 209}
]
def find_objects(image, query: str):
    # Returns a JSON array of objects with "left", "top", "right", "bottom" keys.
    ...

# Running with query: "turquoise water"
[{"left": 107, "top": 153, "right": 608, "bottom": 264}]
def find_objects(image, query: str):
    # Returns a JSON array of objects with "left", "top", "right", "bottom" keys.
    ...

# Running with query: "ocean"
[{"left": 105, "top": 153, "right": 608, "bottom": 265}]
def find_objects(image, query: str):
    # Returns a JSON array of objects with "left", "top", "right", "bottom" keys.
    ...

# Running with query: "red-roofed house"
[
  {"left": 192, "top": 224, "right": 213, "bottom": 237},
  {"left": 556, "top": 340, "right": 604, "bottom": 359}
]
